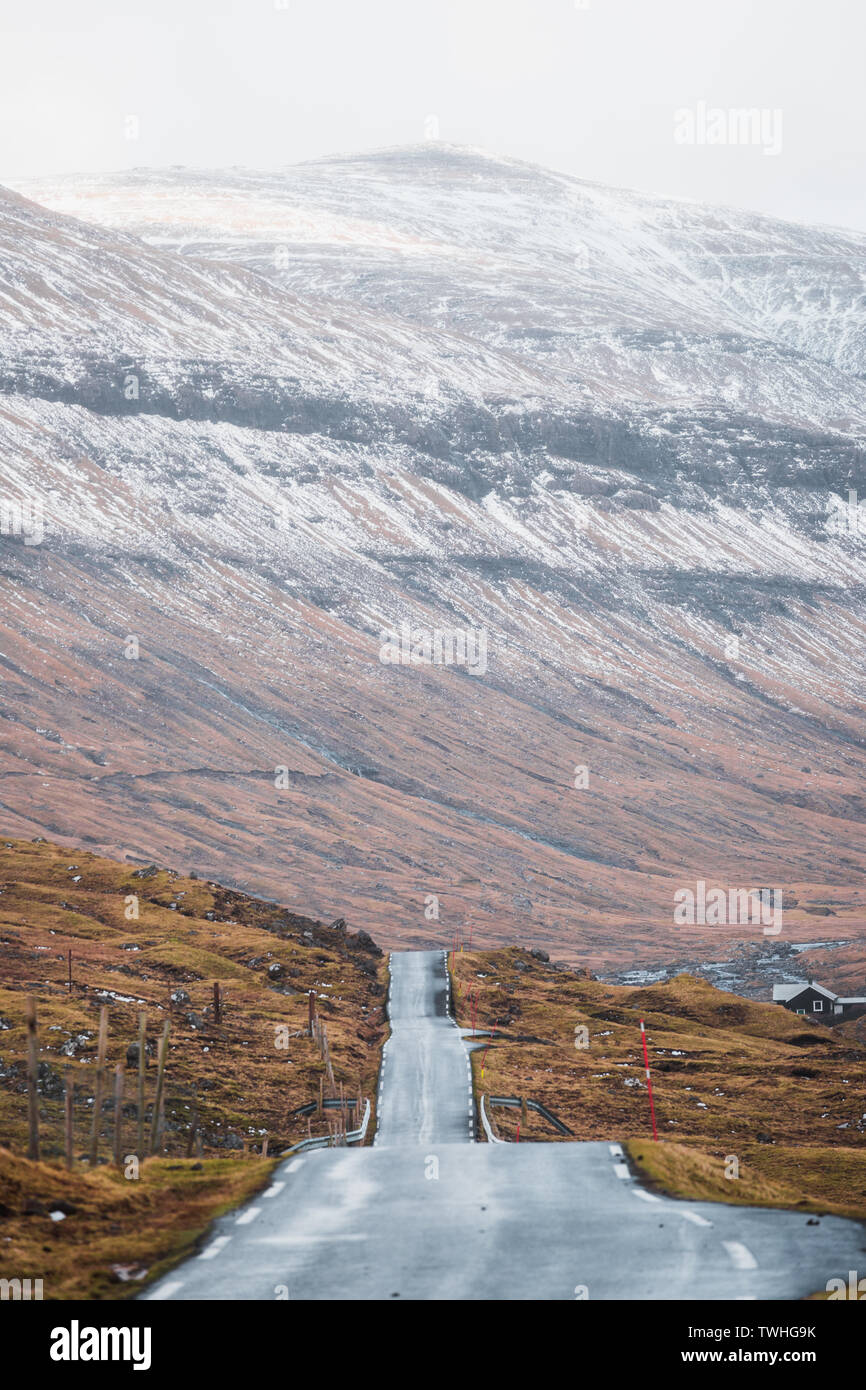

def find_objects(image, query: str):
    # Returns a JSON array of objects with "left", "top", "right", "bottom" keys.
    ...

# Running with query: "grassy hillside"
[
  {"left": 450, "top": 946, "right": 866, "bottom": 1220},
  {"left": 0, "top": 837, "right": 387, "bottom": 1297}
]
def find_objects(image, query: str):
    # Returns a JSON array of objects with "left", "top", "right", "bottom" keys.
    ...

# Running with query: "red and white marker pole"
[{"left": 639, "top": 1018, "right": 659, "bottom": 1142}]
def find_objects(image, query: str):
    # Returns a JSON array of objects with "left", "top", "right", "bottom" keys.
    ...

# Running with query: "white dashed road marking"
[
  {"left": 146, "top": 1281, "right": 184, "bottom": 1300},
  {"left": 609, "top": 1144, "right": 623, "bottom": 1158},
  {"left": 199, "top": 1235, "right": 232, "bottom": 1260},
  {"left": 682, "top": 1211, "right": 712, "bottom": 1227},
  {"left": 632, "top": 1188, "right": 661, "bottom": 1203},
  {"left": 235, "top": 1207, "right": 261, "bottom": 1226},
  {"left": 723, "top": 1241, "right": 758, "bottom": 1270},
  {"left": 614, "top": 1163, "right": 632, "bottom": 1180},
  {"left": 263, "top": 1182, "right": 285, "bottom": 1199}
]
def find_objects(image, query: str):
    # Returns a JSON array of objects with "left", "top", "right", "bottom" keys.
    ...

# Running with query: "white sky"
[{"left": 1, "top": 0, "right": 864, "bottom": 231}]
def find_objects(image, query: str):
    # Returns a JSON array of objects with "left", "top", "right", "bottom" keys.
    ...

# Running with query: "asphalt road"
[
  {"left": 143, "top": 949, "right": 866, "bottom": 1301},
  {"left": 373, "top": 947, "right": 475, "bottom": 1146}
]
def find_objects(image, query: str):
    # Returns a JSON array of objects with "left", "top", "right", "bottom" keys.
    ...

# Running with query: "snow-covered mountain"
[{"left": 1, "top": 147, "right": 865, "bottom": 966}]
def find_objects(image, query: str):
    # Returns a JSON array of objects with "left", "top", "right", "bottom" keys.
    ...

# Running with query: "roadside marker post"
[{"left": 639, "top": 1018, "right": 659, "bottom": 1141}]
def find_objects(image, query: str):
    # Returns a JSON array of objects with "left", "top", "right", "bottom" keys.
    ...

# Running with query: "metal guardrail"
[
  {"left": 291, "top": 1098, "right": 360, "bottom": 1117},
  {"left": 285, "top": 1098, "right": 371, "bottom": 1155},
  {"left": 480, "top": 1094, "right": 504, "bottom": 1144},
  {"left": 345, "top": 1097, "right": 371, "bottom": 1145},
  {"left": 486, "top": 1095, "right": 573, "bottom": 1137}
]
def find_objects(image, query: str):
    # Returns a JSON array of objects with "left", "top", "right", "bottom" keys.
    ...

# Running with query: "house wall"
[{"left": 783, "top": 988, "right": 833, "bottom": 1017}]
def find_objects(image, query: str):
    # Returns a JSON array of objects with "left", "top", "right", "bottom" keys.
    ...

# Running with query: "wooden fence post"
[
  {"left": 26, "top": 997, "right": 39, "bottom": 1161},
  {"left": 149, "top": 1020, "right": 170, "bottom": 1156},
  {"left": 136, "top": 1012, "right": 147, "bottom": 1157},
  {"left": 213, "top": 982, "right": 221, "bottom": 1024},
  {"left": 64, "top": 1067, "right": 74, "bottom": 1169},
  {"left": 113, "top": 1064, "right": 124, "bottom": 1167},
  {"left": 89, "top": 1005, "right": 108, "bottom": 1166},
  {"left": 185, "top": 1088, "right": 198, "bottom": 1159},
  {"left": 67, "top": 950, "right": 72, "bottom": 993}
]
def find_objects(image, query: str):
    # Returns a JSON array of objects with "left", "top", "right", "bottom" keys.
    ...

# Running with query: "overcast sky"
[{"left": 1, "top": 0, "right": 864, "bottom": 231}]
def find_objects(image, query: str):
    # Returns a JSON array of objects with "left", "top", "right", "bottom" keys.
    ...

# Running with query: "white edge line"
[
  {"left": 235, "top": 1206, "right": 261, "bottom": 1226},
  {"left": 199, "top": 1235, "right": 232, "bottom": 1260},
  {"left": 682, "top": 1210, "right": 713, "bottom": 1227},
  {"left": 723, "top": 1241, "right": 758, "bottom": 1270}
]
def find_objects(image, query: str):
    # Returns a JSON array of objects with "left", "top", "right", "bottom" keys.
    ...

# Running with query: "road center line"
[{"left": 263, "top": 1182, "right": 285, "bottom": 1198}]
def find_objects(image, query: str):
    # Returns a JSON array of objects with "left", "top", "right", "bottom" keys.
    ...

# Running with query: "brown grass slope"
[
  {"left": 0, "top": 836, "right": 387, "bottom": 1298},
  {"left": 451, "top": 947, "right": 866, "bottom": 1221}
]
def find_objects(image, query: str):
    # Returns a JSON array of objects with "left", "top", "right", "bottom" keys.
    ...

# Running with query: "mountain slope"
[{"left": 1, "top": 149, "right": 865, "bottom": 969}]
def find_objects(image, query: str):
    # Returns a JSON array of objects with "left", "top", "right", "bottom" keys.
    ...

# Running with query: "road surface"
[{"left": 143, "top": 950, "right": 866, "bottom": 1300}]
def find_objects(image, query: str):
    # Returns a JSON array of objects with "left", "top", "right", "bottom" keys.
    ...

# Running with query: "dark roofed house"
[{"left": 773, "top": 980, "right": 866, "bottom": 1022}]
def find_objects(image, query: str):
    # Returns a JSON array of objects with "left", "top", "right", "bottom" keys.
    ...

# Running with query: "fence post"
[
  {"left": 26, "top": 997, "right": 39, "bottom": 1161},
  {"left": 89, "top": 1005, "right": 108, "bottom": 1166},
  {"left": 136, "top": 1012, "right": 147, "bottom": 1157},
  {"left": 149, "top": 1020, "right": 170, "bottom": 1156},
  {"left": 64, "top": 1067, "right": 74, "bottom": 1169},
  {"left": 213, "top": 982, "right": 221, "bottom": 1024},
  {"left": 186, "top": 1088, "right": 198, "bottom": 1159},
  {"left": 113, "top": 1063, "right": 124, "bottom": 1167}
]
